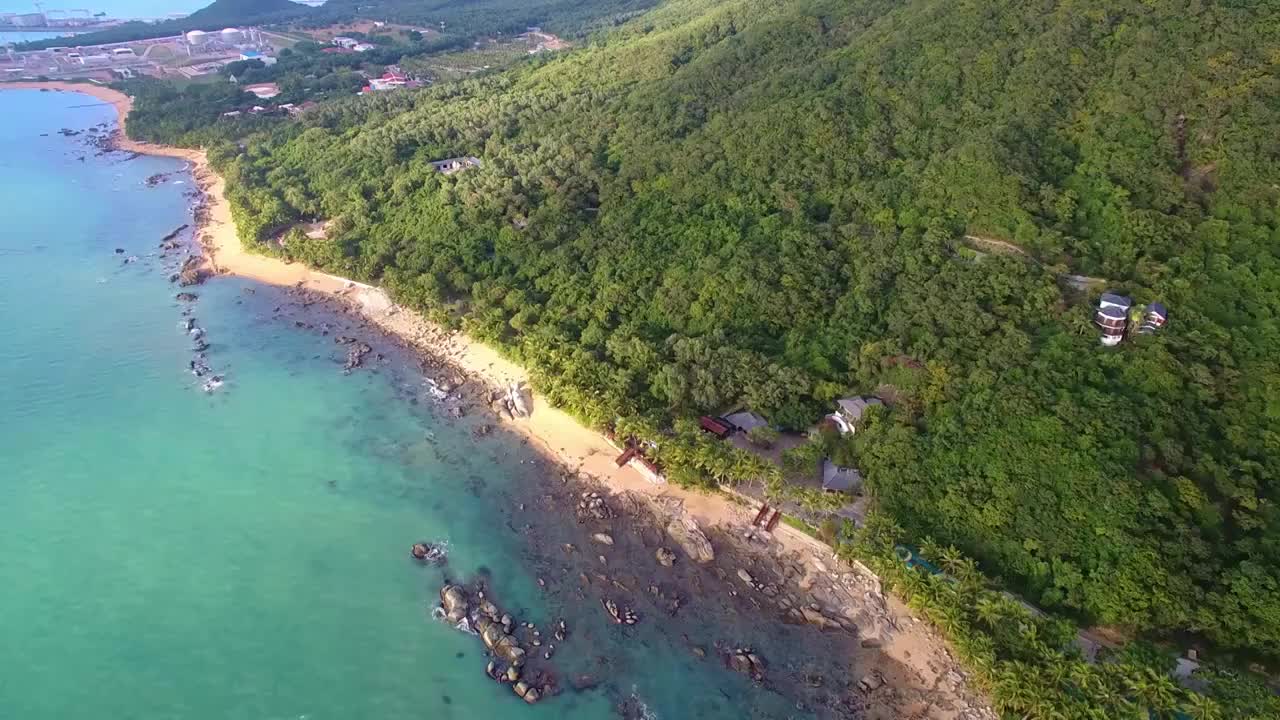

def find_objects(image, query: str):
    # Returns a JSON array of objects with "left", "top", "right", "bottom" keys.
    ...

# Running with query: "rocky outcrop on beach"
[
  {"left": 175, "top": 255, "right": 207, "bottom": 286},
  {"left": 664, "top": 513, "right": 716, "bottom": 564},
  {"left": 508, "top": 382, "right": 531, "bottom": 417},
  {"left": 342, "top": 341, "right": 372, "bottom": 373},
  {"left": 205, "top": 245, "right": 994, "bottom": 720},
  {"left": 433, "top": 580, "right": 561, "bottom": 706},
  {"left": 158, "top": 224, "right": 189, "bottom": 252}
]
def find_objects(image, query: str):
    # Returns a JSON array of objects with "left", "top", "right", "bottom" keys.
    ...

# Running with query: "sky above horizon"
[{"left": 3, "top": 0, "right": 217, "bottom": 20}]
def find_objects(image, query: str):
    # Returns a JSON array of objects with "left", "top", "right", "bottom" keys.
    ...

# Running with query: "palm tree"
[
  {"left": 1125, "top": 666, "right": 1180, "bottom": 715},
  {"left": 939, "top": 545, "right": 968, "bottom": 575},
  {"left": 1179, "top": 692, "right": 1224, "bottom": 720},
  {"left": 918, "top": 536, "right": 943, "bottom": 565},
  {"left": 974, "top": 594, "right": 1007, "bottom": 628}
]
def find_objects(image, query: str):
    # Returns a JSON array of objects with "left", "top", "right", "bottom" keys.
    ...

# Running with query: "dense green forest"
[
  {"left": 191, "top": 0, "right": 1280, "bottom": 665},
  {"left": 15, "top": 0, "right": 312, "bottom": 50},
  {"left": 299, "top": 0, "right": 661, "bottom": 38},
  {"left": 124, "top": 0, "right": 1280, "bottom": 712}
]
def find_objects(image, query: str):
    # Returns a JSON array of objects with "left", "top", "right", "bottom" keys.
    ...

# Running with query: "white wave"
[
  {"left": 629, "top": 686, "right": 658, "bottom": 720},
  {"left": 423, "top": 378, "right": 449, "bottom": 400}
]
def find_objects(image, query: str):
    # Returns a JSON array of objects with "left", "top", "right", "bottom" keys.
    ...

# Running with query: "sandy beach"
[
  {"left": 2, "top": 80, "right": 993, "bottom": 718},
  {"left": 0, "top": 81, "right": 742, "bottom": 543}
]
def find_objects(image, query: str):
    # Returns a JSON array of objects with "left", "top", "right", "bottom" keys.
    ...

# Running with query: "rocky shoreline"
[
  {"left": 246, "top": 285, "right": 989, "bottom": 719},
  {"left": 70, "top": 101, "right": 994, "bottom": 719}
]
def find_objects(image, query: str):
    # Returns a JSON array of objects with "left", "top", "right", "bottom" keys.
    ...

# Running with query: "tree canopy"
[{"left": 144, "top": 0, "right": 1280, "bottom": 671}]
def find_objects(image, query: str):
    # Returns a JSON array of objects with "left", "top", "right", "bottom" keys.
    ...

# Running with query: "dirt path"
[{"left": 962, "top": 234, "right": 1109, "bottom": 290}]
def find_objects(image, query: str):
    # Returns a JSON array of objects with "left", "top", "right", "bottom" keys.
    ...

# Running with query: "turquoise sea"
[
  {"left": 0, "top": 31, "right": 75, "bottom": 43},
  {"left": 0, "top": 89, "right": 835, "bottom": 719}
]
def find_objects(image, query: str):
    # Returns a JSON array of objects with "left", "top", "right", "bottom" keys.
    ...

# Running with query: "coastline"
[{"left": 2, "top": 81, "right": 993, "bottom": 718}]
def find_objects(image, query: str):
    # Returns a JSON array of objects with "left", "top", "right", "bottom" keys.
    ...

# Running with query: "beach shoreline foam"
[{"left": 1, "top": 81, "right": 994, "bottom": 719}]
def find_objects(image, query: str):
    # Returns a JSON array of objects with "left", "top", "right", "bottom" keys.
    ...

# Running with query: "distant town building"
[
  {"left": 1138, "top": 302, "right": 1169, "bottom": 335},
  {"left": 368, "top": 71, "right": 407, "bottom": 91},
  {"left": 831, "top": 396, "right": 883, "bottom": 435},
  {"left": 1095, "top": 293, "right": 1132, "bottom": 346},
  {"left": 243, "top": 83, "right": 281, "bottom": 99},
  {"left": 239, "top": 50, "right": 276, "bottom": 65},
  {"left": 352, "top": 43, "right": 375, "bottom": 52},
  {"left": 331, "top": 36, "right": 359, "bottom": 49},
  {"left": 11, "top": 12, "right": 46, "bottom": 27}
]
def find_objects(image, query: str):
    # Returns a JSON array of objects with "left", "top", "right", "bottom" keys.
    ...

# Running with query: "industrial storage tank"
[
  {"left": 185, "top": 30, "right": 208, "bottom": 45},
  {"left": 220, "top": 28, "right": 242, "bottom": 44}
]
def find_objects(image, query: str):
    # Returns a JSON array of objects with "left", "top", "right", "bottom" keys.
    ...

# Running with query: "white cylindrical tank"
[
  {"left": 185, "top": 30, "right": 208, "bottom": 45},
  {"left": 220, "top": 28, "right": 242, "bottom": 44}
]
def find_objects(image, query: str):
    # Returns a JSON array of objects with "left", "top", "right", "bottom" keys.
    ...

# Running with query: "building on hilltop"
[
  {"left": 430, "top": 156, "right": 482, "bottom": 174},
  {"left": 1095, "top": 293, "right": 1132, "bottom": 346},
  {"left": 831, "top": 396, "right": 883, "bottom": 435},
  {"left": 1138, "top": 302, "right": 1168, "bottom": 335}
]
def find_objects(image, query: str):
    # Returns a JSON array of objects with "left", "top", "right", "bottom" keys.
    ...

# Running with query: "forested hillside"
[
  {"left": 204, "top": 0, "right": 1280, "bottom": 672},
  {"left": 308, "top": 0, "right": 661, "bottom": 37}
]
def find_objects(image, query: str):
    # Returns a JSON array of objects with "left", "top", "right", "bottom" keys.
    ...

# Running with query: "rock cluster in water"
[
  {"left": 437, "top": 581, "right": 562, "bottom": 705},
  {"left": 336, "top": 336, "right": 373, "bottom": 374},
  {"left": 410, "top": 542, "right": 447, "bottom": 566}
]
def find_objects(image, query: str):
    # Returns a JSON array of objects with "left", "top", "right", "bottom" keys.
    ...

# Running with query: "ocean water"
[
  {"left": 0, "top": 89, "right": 825, "bottom": 720},
  {"left": 0, "top": 31, "right": 75, "bottom": 43}
]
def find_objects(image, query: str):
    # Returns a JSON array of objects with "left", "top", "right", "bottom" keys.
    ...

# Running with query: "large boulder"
[
  {"left": 508, "top": 383, "right": 531, "bottom": 417},
  {"left": 494, "top": 636, "right": 526, "bottom": 666},
  {"left": 665, "top": 515, "right": 715, "bottom": 564},
  {"left": 480, "top": 621, "right": 507, "bottom": 651},
  {"left": 440, "top": 585, "right": 469, "bottom": 623}
]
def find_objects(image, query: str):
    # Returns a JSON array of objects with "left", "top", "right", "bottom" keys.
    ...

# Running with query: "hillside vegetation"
[
  {"left": 204, "top": 0, "right": 1280, "bottom": 683},
  {"left": 309, "top": 0, "right": 662, "bottom": 37}
]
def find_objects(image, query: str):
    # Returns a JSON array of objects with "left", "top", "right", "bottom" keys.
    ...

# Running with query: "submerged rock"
[{"left": 727, "top": 648, "right": 766, "bottom": 681}]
